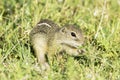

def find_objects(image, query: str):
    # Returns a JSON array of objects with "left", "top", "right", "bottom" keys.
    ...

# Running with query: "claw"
[{"left": 77, "top": 49, "right": 85, "bottom": 54}]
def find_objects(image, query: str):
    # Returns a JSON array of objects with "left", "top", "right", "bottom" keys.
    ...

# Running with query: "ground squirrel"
[{"left": 30, "top": 19, "right": 84, "bottom": 71}]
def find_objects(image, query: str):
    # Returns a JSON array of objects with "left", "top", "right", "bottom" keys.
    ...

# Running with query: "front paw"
[
  {"left": 41, "top": 62, "right": 50, "bottom": 71},
  {"left": 34, "top": 62, "right": 50, "bottom": 74}
]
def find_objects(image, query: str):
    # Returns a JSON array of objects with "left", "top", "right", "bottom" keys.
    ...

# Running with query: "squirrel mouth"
[
  {"left": 61, "top": 43, "right": 79, "bottom": 49},
  {"left": 61, "top": 43, "right": 85, "bottom": 54}
]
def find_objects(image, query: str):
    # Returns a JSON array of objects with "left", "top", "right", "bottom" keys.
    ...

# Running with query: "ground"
[{"left": 0, "top": 0, "right": 120, "bottom": 80}]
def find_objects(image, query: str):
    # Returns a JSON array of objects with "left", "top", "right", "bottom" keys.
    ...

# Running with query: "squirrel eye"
[{"left": 71, "top": 32, "right": 76, "bottom": 37}]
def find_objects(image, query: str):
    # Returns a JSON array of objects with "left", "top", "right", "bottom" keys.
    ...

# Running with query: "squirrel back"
[{"left": 30, "top": 19, "right": 60, "bottom": 36}]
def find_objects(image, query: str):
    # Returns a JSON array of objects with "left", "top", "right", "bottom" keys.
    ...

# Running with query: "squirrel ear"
[{"left": 60, "top": 27, "right": 67, "bottom": 33}]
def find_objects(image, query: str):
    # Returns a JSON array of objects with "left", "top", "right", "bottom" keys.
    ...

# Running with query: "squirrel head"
[{"left": 55, "top": 24, "right": 84, "bottom": 56}]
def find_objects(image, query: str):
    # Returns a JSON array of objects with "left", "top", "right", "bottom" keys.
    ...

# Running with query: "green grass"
[{"left": 0, "top": 0, "right": 120, "bottom": 80}]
